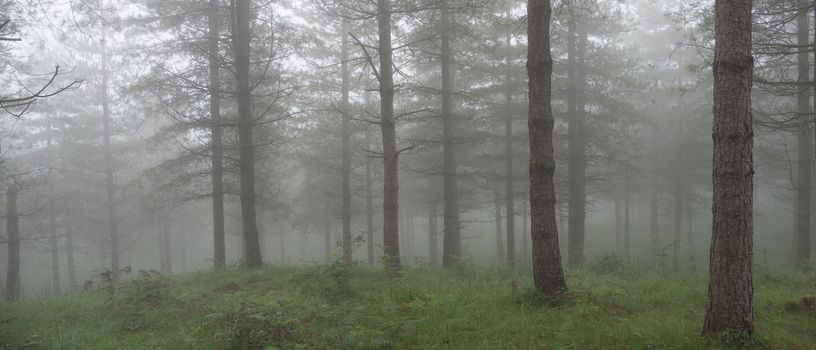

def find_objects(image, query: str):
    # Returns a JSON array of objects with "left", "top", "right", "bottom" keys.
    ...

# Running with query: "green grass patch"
[{"left": 1, "top": 263, "right": 814, "bottom": 349}]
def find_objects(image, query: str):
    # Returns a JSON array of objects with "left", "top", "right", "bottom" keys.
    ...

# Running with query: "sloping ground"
[{"left": 1, "top": 262, "right": 815, "bottom": 349}]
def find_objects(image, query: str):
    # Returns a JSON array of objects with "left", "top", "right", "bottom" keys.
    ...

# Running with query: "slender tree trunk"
[
  {"left": 796, "top": 0, "right": 812, "bottom": 268},
  {"left": 703, "top": 0, "right": 754, "bottom": 336},
  {"left": 208, "top": 0, "right": 226, "bottom": 270},
  {"left": 440, "top": 0, "right": 461, "bottom": 268},
  {"left": 615, "top": 195, "right": 622, "bottom": 254},
  {"left": 66, "top": 222, "right": 77, "bottom": 291},
  {"left": 522, "top": 199, "right": 528, "bottom": 264},
  {"left": 325, "top": 203, "right": 332, "bottom": 261},
  {"left": 528, "top": 0, "right": 566, "bottom": 294},
  {"left": 428, "top": 176, "right": 438, "bottom": 267},
  {"left": 687, "top": 195, "right": 694, "bottom": 272},
  {"left": 650, "top": 182, "right": 659, "bottom": 259},
  {"left": 232, "top": 0, "right": 262, "bottom": 267},
  {"left": 162, "top": 217, "right": 172, "bottom": 274},
  {"left": 378, "top": 0, "right": 401, "bottom": 271},
  {"left": 567, "top": 15, "right": 588, "bottom": 268},
  {"left": 5, "top": 186, "right": 19, "bottom": 301},
  {"left": 504, "top": 24, "right": 515, "bottom": 268},
  {"left": 624, "top": 180, "right": 631, "bottom": 260},
  {"left": 101, "top": 41, "right": 119, "bottom": 284},
  {"left": 49, "top": 212, "right": 60, "bottom": 295},
  {"left": 341, "top": 21, "right": 353, "bottom": 265},
  {"left": 674, "top": 178, "right": 682, "bottom": 273},
  {"left": 366, "top": 127, "right": 375, "bottom": 266},
  {"left": 494, "top": 184, "right": 505, "bottom": 265}
]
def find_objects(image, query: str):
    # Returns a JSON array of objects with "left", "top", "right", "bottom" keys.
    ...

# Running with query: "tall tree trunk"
[
  {"left": 101, "top": 41, "right": 120, "bottom": 284},
  {"left": 527, "top": 0, "right": 567, "bottom": 294},
  {"left": 494, "top": 184, "right": 505, "bottom": 265},
  {"left": 325, "top": 203, "right": 332, "bottom": 261},
  {"left": 624, "top": 178, "right": 631, "bottom": 260},
  {"left": 566, "top": 14, "right": 588, "bottom": 268},
  {"left": 378, "top": 0, "right": 401, "bottom": 271},
  {"left": 522, "top": 199, "right": 528, "bottom": 264},
  {"left": 49, "top": 212, "right": 60, "bottom": 295},
  {"left": 650, "top": 182, "right": 659, "bottom": 259},
  {"left": 232, "top": 0, "right": 262, "bottom": 267},
  {"left": 440, "top": 0, "right": 461, "bottom": 268},
  {"left": 208, "top": 0, "right": 226, "bottom": 270},
  {"left": 162, "top": 217, "right": 172, "bottom": 274},
  {"left": 5, "top": 186, "right": 19, "bottom": 301},
  {"left": 615, "top": 195, "right": 622, "bottom": 254},
  {"left": 504, "top": 22, "right": 516, "bottom": 268},
  {"left": 428, "top": 176, "right": 438, "bottom": 267},
  {"left": 796, "top": 0, "right": 812, "bottom": 268},
  {"left": 703, "top": 0, "right": 754, "bottom": 336},
  {"left": 687, "top": 195, "right": 695, "bottom": 272},
  {"left": 366, "top": 127, "right": 375, "bottom": 266},
  {"left": 341, "top": 21, "right": 353, "bottom": 265},
  {"left": 673, "top": 178, "right": 682, "bottom": 273},
  {"left": 66, "top": 222, "right": 77, "bottom": 291}
]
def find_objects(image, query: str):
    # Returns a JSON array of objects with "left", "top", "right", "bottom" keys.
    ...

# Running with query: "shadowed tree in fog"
[
  {"left": 703, "top": 0, "right": 754, "bottom": 337},
  {"left": 528, "top": 0, "right": 566, "bottom": 294}
]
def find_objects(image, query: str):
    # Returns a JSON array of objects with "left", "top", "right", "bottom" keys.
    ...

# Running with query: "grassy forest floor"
[{"left": 1, "top": 259, "right": 816, "bottom": 349}]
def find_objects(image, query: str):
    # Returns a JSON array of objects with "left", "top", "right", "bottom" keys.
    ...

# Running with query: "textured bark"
[
  {"left": 440, "top": 0, "right": 461, "bottom": 268},
  {"left": 101, "top": 41, "right": 120, "bottom": 284},
  {"left": 428, "top": 176, "right": 438, "bottom": 267},
  {"left": 232, "top": 0, "right": 262, "bottom": 267},
  {"left": 504, "top": 25, "right": 516, "bottom": 268},
  {"left": 208, "top": 0, "right": 226, "bottom": 269},
  {"left": 566, "top": 15, "right": 587, "bottom": 268},
  {"left": 341, "top": 21, "right": 353, "bottom": 265},
  {"left": 796, "top": 0, "right": 811, "bottom": 268},
  {"left": 378, "top": 0, "right": 401, "bottom": 271},
  {"left": 66, "top": 222, "right": 77, "bottom": 291},
  {"left": 703, "top": 0, "right": 754, "bottom": 336},
  {"left": 527, "top": 0, "right": 566, "bottom": 294},
  {"left": 5, "top": 186, "right": 19, "bottom": 301}
]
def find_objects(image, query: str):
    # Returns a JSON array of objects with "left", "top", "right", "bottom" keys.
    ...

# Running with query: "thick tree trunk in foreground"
[
  {"left": 703, "top": 0, "right": 754, "bottom": 336},
  {"left": 378, "top": 0, "right": 401, "bottom": 271},
  {"left": 5, "top": 186, "right": 19, "bottom": 301},
  {"left": 527, "top": 0, "right": 566, "bottom": 294},
  {"left": 440, "top": 0, "right": 461, "bottom": 268},
  {"left": 232, "top": 0, "right": 262, "bottom": 267},
  {"left": 208, "top": 0, "right": 226, "bottom": 269},
  {"left": 795, "top": 0, "right": 811, "bottom": 268},
  {"left": 341, "top": 21, "right": 353, "bottom": 265}
]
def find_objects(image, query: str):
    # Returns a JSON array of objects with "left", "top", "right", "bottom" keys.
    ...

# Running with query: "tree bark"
[
  {"left": 378, "top": 0, "right": 401, "bottom": 271},
  {"left": 566, "top": 14, "right": 587, "bottom": 268},
  {"left": 796, "top": 0, "right": 811, "bottom": 268},
  {"left": 341, "top": 21, "right": 353, "bottom": 265},
  {"left": 440, "top": 0, "right": 461, "bottom": 268},
  {"left": 703, "top": 0, "right": 754, "bottom": 336},
  {"left": 232, "top": 0, "right": 262, "bottom": 267},
  {"left": 208, "top": 0, "right": 226, "bottom": 269},
  {"left": 5, "top": 186, "right": 19, "bottom": 301},
  {"left": 527, "top": 0, "right": 566, "bottom": 294}
]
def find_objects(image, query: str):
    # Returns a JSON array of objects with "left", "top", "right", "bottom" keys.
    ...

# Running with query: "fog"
[{"left": 0, "top": 0, "right": 810, "bottom": 346}]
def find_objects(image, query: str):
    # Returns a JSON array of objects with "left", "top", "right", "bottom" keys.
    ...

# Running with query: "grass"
[{"left": 1, "top": 260, "right": 815, "bottom": 349}]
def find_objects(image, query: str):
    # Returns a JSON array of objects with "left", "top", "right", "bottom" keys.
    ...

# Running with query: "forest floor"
[{"left": 1, "top": 260, "right": 815, "bottom": 349}]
